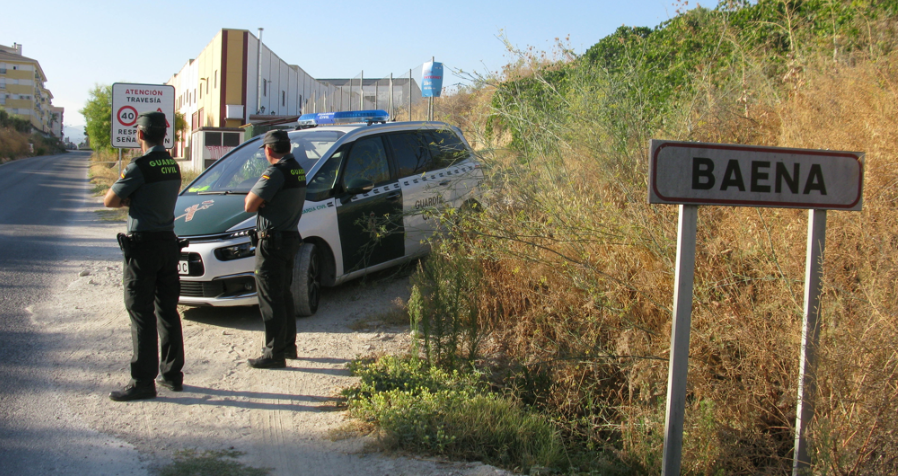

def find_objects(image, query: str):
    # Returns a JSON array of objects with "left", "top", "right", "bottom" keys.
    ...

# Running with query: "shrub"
[
  {"left": 344, "top": 355, "right": 566, "bottom": 473},
  {"left": 408, "top": 250, "right": 486, "bottom": 370}
]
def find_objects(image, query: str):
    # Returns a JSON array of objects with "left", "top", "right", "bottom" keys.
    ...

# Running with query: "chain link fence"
[{"left": 313, "top": 63, "right": 445, "bottom": 121}]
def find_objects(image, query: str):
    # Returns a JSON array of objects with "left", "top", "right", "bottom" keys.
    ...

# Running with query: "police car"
[{"left": 174, "top": 110, "right": 484, "bottom": 316}]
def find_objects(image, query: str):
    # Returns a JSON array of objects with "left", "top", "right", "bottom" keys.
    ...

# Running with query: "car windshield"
[{"left": 182, "top": 130, "right": 344, "bottom": 195}]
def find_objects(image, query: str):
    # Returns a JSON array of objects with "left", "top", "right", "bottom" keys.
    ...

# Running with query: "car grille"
[
  {"left": 180, "top": 281, "right": 224, "bottom": 298},
  {"left": 180, "top": 275, "right": 256, "bottom": 299}
]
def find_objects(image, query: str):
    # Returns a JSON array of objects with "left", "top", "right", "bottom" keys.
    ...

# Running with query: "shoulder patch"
[{"left": 262, "top": 175, "right": 270, "bottom": 180}]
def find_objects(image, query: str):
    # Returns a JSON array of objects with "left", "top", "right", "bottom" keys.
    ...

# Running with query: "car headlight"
[
  {"left": 226, "top": 228, "right": 255, "bottom": 240},
  {"left": 215, "top": 242, "right": 255, "bottom": 261}
]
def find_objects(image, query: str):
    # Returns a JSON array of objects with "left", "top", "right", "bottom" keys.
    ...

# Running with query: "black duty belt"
[
  {"left": 129, "top": 231, "right": 177, "bottom": 243},
  {"left": 257, "top": 230, "right": 300, "bottom": 240}
]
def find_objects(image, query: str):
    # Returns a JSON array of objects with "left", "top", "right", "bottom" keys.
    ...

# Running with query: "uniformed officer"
[
  {"left": 244, "top": 129, "right": 306, "bottom": 369},
  {"left": 104, "top": 111, "right": 185, "bottom": 401}
]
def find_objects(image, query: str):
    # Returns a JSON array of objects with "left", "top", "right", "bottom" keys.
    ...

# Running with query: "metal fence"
[{"left": 311, "top": 63, "right": 437, "bottom": 121}]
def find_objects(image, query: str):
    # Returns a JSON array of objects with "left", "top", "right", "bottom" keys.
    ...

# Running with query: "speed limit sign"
[
  {"left": 117, "top": 106, "right": 138, "bottom": 127},
  {"left": 111, "top": 83, "right": 175, "bottom": 149}
]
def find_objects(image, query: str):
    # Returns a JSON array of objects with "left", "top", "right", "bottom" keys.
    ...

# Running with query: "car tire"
[{"left": 292, "top": 243, "right": 320, "bottom": 317}]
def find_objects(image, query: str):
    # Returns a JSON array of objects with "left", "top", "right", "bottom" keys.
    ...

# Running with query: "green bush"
[
  {"left": 344, "top": 354, "right": 479, "bottom": 400},
  {"left": 157, "top": 449, "right": 270, "bottom": 476},
  {"left": 408, "top": 250, "right": 486, "bottom": 370},
  {"left": 344, "top": 355, "right": 566, "bottom": 473}
]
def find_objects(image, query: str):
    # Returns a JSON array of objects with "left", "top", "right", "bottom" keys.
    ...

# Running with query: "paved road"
[{"left": 0, "top": 152, "right": 146, "bottom": 475}]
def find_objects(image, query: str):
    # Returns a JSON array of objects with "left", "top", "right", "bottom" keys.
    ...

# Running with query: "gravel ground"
[{"left": 29, "top": 208, "right": 512, "bottom": 476}]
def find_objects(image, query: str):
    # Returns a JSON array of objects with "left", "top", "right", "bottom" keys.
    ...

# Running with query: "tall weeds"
[
  {"left": 414, "top": 1, "right": 898, "bottom": 473},
  {"left": 409, "top": 250, "right": 486, "bottom": 370}
]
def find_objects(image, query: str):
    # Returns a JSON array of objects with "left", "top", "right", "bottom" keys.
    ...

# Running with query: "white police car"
[{"left": 174, "top": 110, "right": 484, "bottom": 316}]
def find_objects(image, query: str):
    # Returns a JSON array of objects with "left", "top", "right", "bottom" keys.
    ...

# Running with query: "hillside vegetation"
[
  {"left": 346, "top": 1, "right": 898, "bottom": 474},
  {"left": 0, "top": 108, "right": 65, "bottom": 162}
]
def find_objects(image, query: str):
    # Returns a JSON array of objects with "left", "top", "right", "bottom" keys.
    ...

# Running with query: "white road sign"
[
  {"left": 111, "top": 83, "right": 175, "bottom": 149},
  {"left": 649, "top": 140, "right": 864, "bottom": 210}
]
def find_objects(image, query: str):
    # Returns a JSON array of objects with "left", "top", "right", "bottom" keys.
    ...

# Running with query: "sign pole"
[
  {"left": 661, "top": 204, "right": 698, "bottom": 475},
  {"left": 793, "top": 209, "right": 827, "bottom": 475},
  {"left": 118, "top": 148, "right": 122, "bottom": 176},
  {"left": 429, "top": 56, "right": 434, "bottom": 121}
]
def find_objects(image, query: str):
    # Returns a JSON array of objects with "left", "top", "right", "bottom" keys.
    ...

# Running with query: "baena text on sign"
[{"left": 691, "top": 157, "right": 826, "bottom": 195}]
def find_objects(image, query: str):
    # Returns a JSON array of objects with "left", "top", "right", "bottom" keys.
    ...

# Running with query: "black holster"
[
  {"left": 249, "top": 229, "right": 259, "bottom": 247},
  {"left": 116, "top": 233, "right": 133, "bottom": 260},
  {"left": 178, "top": 238, "right": 190, "bottom": 250}
]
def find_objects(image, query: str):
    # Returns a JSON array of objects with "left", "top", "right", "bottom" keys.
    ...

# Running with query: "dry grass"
[
  {"left": 89, "top": 149, "right": 201, "bottom": 194},
  {"left": 445, "top": 51, "right": 898, "bottom": 473},
  {"left": 0, "top": 128, "right": 31, "bottom": 161},
  {"left": 88, "top": 149, "right": 123, "bottom": 194},
  {"left": 88, "top": 150, "right": 200, "bottom": 223},
  {"left": 778, "top": 56, "right": 898, "bottom": 475}
]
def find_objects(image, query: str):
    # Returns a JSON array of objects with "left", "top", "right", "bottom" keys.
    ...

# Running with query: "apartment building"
[{"left": 0, "top": 43, "right": 61, "bottom": 136}]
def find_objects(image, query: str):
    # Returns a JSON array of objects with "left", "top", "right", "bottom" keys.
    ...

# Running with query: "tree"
[
  {"left": 80, "top": 84, "right": 112, "bottom": 152},
  {"left": 174, "top": 111, "right": 187, "bottom": 143}
]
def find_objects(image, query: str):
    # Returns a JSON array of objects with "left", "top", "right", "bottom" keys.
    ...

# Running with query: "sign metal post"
[
  {"left": 793, "top": 208, "right": 826, "bottom": 474},
  {"left": 661, "top": 204, "right": 698, "bottom": 474}
]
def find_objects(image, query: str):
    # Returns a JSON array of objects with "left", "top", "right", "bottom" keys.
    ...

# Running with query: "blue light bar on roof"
[
  {"left": 297, "top": 113, "right": 318, "bottom": 127},
  {"left": 296, "top": 109, "right": 389, "bottom": 127},
  {"left": 332, "top": 110, "right": 389, "bottom": 124}
]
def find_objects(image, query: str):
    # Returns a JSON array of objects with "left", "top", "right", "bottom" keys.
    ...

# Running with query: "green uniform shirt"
[
  {"left": 111, "top": 145, "right": 181, "bottom": 233},
  {"left": 250, "top": 154, "right": 306, "bottom": 232}
]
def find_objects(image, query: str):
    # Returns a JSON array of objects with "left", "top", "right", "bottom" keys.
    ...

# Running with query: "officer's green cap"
[
  {"left": 260, "top": 129, "right": 291, "bottom": 153},
  {"left": 135, "top": 111, "right": 167, "bottom": 129}
]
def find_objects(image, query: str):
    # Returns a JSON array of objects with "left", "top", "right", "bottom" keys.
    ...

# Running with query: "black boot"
[
  {"left": 109, "top": 383, "right": 156, "bottom": 402},
  {"left": 248, "top": 356, "right": 286, "bottom": 369},
  {"left": 156, "top": 377, "right": 184, "bottom": 392}
]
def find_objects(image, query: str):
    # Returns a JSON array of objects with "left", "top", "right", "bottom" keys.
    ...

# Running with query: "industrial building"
[{"left": 166, "top": 29, "right": 422, "bottom": 169}]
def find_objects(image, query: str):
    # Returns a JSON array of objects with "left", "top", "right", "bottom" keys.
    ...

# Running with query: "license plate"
[{"left": 178, "top": 260, "right": 189, "bottom": 275}]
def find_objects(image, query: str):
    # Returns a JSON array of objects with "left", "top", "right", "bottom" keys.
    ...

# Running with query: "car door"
[
  {"left": 336, "top": 134, "right": 405, "bottom": 274},
  {"left": 424, "top": 128, "right": 475, "bottom": 207},
  {"left": 387, "top": 130, "right": 446, "bottom": 257}
]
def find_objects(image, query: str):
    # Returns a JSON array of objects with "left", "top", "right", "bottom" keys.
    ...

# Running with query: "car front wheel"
[{"left": 292, "top": 243, "right": 320, "bottom": 316}]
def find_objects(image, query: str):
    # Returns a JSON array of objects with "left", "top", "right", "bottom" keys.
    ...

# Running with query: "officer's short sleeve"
[
  {"left": 110, "top": 162, "right": 144, "bottom": 199},
  {"left": 250, "top": 166, "right": 285, "bottom": 202}
]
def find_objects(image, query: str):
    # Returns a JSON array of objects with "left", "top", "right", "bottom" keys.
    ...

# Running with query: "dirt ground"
[{"left": 29, "top": 207, "right": 512, "bottom": 476}]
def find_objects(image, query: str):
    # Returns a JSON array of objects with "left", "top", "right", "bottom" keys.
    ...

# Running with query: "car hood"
[{"left": 174, "top": 194, "right": 254, "bottom": 236}]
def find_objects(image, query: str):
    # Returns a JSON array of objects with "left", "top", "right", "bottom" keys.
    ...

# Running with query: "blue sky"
[{"left": 3, "top": 0, "right": 691, "bottom": 141}]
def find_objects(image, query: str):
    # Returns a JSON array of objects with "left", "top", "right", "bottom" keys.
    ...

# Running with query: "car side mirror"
[{"left": 344, "top": 178, "right": 374, "bottom": 196}]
